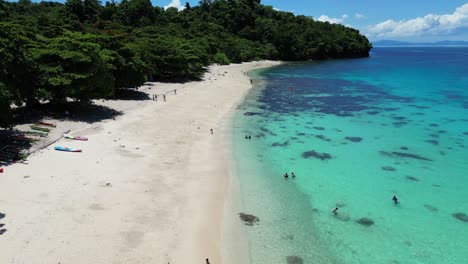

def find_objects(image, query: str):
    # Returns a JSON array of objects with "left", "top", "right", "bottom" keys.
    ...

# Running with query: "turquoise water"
[{"left": 233, "top": 47, "right": 468, "bottom": 264}]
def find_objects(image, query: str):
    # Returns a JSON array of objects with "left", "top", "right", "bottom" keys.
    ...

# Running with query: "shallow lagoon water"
[{"left": 233, "top": 47, "right": 468, "bottom": 264}]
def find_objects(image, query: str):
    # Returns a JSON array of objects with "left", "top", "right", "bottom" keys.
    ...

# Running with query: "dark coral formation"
[
  {"left": 272, "top": 141, "right": 290, "bottom": 147},
  {"left": 382, "top": 166, "right": 396, "bottom": 172},
  {"left": 345, "top": 136, "right": 363, "bottom": 143},
  {"left": 424, "top": 204, "right": 438, "bottom": 212},
  {"left": 452, "top": 213, "right": 468, "bottom": 223},
  {"left": 393, "top": 121, "right": 408, "bottom": 127},
  {"left": 463, "top": 132, "right": 468, "bottom": 136},
  {"left": 400, "top": 147, "right": 409, "bottom": 150},
  {"left": 302, "top": 150, "right": 332, "bottom": 160},
  {"left": 356, "top": 217, "right": 374, "bottom": 226},
  {"left": 244, "top": 112, "right": 262, "bottom": 116},
  {"left": 408, "top": 104, "right": 430, "bottom": 109},
  {"left": 379, "top": 151, "right": 432, "bottom": 161},
  {"left": 314, "top": 134, "right": 331, "bottom": 142},
  {"left": 313, "top": 126, "right": 325, "bottom": 131},
  {"left": 260, "top": 127, "right": 277, "bottom": 137},
  {"left": 425, "top": 140, "right": 439, "bottom": 146},
  {"left": 239, "top": 213, "right": 260, "bottom": 226},
  {"left": 406, "top": 176, "right": 420, "bottom": 182},
  {"left": 286, "top": 256, "right": 304, "bottom": 264},
  {"left": 257, "top": 77, "right": 413, "bottom": 117}
]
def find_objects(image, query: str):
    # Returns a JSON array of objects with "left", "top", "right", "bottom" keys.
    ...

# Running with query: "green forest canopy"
[{"left": 0, "top": 0, "right": 372, "bottom": 127}]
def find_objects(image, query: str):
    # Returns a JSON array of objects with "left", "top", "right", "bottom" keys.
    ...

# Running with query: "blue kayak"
[{"left": 54, "top": 146, "right": 82, "bottom": 152}]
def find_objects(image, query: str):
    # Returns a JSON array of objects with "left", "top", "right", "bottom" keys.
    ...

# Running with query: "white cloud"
[
  {"left": 355, "top": 13, "right": 365, "bottom": 19},
  {"left": 164, "top": 0, "right": 186, "bottom": 11},
  {"left": 368, "top": 3, "right": 468, "bottom": 38},
  {"left": 317, "top": 14, "right": 348, "bottom": 24}
]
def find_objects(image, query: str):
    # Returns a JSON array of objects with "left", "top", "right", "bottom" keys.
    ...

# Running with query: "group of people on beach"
[
  {"left": 152, "top": 89, "right": 177, "bottom": 102},
  {"left": 283, "top": 172, "right": 296, "bottom": 179},
  {"left": 152, "top": 94, "right": 165, "bottom": 102},
  {"left": 332, "top": 195, "right": 400, "bottom": 216}
]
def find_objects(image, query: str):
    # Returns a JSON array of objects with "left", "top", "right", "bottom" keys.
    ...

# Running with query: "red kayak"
[{"left": 38, "top": 121, "right": 56, "bottom": 127}]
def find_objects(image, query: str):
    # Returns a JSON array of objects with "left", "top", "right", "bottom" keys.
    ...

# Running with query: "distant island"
[{"left": 373, "top": 40, "right": 468, "bottom": 47}]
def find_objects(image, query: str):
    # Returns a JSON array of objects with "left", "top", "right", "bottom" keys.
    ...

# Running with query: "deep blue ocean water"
[{"left": 233, "top": 47, "right": 468, "bottom": 264}]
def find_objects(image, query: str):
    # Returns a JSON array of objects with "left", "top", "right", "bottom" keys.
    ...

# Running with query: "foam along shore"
[{"left": 0, "top": 61, "right": 280, "bottom": 263}]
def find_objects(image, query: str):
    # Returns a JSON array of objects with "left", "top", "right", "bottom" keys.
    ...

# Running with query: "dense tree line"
[{"left": 0, "top": 0, "right": 372, "bottom": 127}]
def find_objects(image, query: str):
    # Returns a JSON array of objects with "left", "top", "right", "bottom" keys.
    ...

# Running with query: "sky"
[{"left": 160, "top": 0, "right": 468, "bottom": 42}]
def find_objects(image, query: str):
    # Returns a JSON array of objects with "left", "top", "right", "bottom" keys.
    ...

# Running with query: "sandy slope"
[{"left": 0, "top": 61, "right": 280, "bottom": 264}]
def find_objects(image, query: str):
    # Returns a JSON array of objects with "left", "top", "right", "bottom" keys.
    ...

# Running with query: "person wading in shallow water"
[
  {"left": 393, "top": 195, "right": 399, "bottom": 205},
  {"left": 284, "top": 173, "right": 289, "bottom": 179},
  {"left": 332, "top": 207, "right": 338, "bottom": 215}
]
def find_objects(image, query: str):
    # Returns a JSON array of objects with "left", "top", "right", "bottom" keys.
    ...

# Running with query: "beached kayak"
[
  {"left": 63, "top": 134, "right": 88, "bottom": 141},
  {"left": 54, "top": 146, "right": 82, "bottom": 152},
  {"left": 38, "top": 121, "right": 56, "bottom": 127}
]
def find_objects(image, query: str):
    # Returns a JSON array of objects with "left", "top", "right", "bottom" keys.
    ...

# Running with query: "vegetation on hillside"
[{"left": 0, "top": 0, "right": 372, "bottom": 127}]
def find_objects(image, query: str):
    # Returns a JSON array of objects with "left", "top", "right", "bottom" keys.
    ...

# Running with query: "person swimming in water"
[
  {"left": 332, "top": 207, "right": 338, "bottom": 215},
  {"left": 392, "top": 195, "right": 399, "bottom": 205},
  {"left": 291, "top": 172, "right": 296, "bottom": 179},
  {"left": 284, "top": 173, "right": 289, "bottom": 179}
]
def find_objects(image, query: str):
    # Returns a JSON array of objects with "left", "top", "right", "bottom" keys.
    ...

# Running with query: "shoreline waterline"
[{"left": 230, "top": 47, "right": 468, "bottom": 264}]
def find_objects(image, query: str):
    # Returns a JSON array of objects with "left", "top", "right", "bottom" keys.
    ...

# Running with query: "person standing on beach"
[
  {"left": 174, "top": 89, "right": 177, "bottom": 95},
  {"left": 163, "top": 94, "right": 166, "bottom": 102},
  {"left": 210, "top": 128, "right": 213, "bottom": 134},
  {"left": 206, "top": 258, "right": 210, "bottom": 264}
]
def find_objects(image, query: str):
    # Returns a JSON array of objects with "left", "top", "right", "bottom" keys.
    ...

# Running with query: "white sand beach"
[{"left": 0, "top": 61, "right": 280, "bottom": 264}]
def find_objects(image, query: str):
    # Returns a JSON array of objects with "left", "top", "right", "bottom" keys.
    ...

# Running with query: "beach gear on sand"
[
  {"left": 38, "top": 121, "right": 56, "bottom": 127},
  {"left": 54, "top": 146, "right": 82, "bottom": 152},
  {"left": 30, "top": 125, "right": 51, "bottom": 133},
  {"left": 0, "top": 168, "right": 3, "bottom": 173},
  {"left": 63, "top": 134, "right": 88, "bottom": 141}
]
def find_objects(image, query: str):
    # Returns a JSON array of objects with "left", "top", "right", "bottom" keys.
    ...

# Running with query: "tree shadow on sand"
[
  {"left": 0, "top": 130, "right": 33, "bottom": 165},
  {"left": 12, "top": 102, "right": 123, "bottom": 125},
  {"left": 112, "top": 89, "right": 151, "bottom": 101}
]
